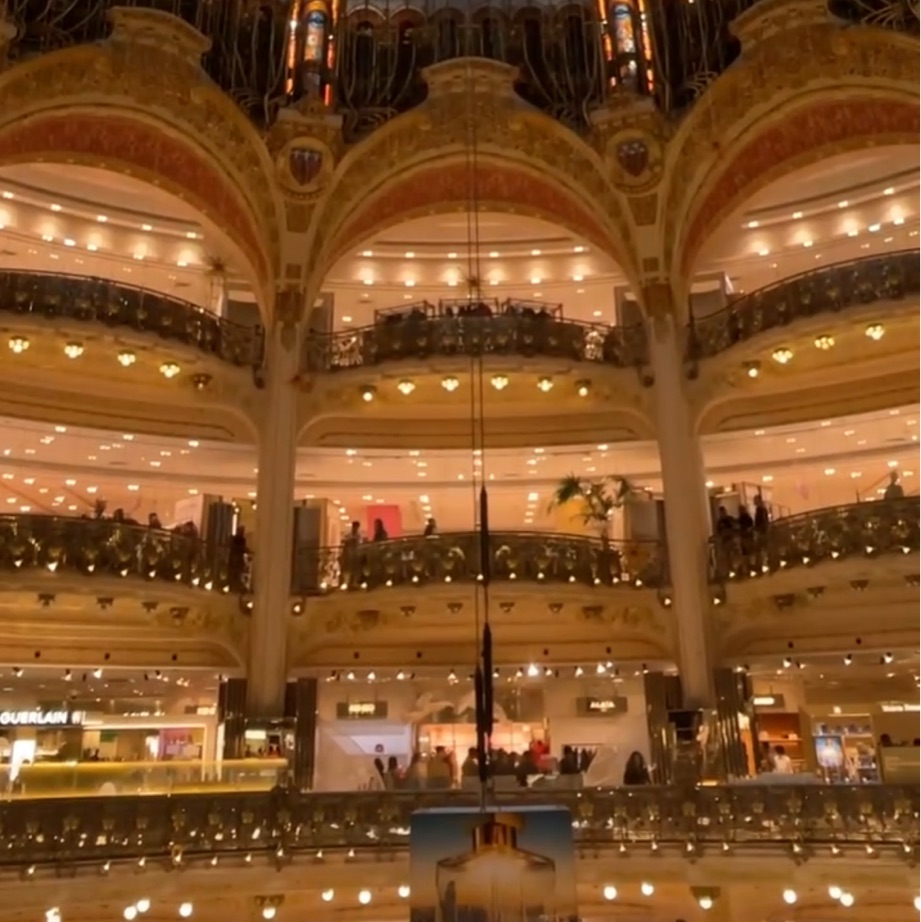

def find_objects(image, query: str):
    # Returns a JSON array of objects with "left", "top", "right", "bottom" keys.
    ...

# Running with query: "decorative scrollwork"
[
  {"left": 0, "top": 784, "right": 916, "bottom": 865},
  {"left": 0, "top": 270, "right": 265, "bottom": 368},
  {"left": 303, "top": 300, "right": 648, "bottom": 373},
  {"left": 710, "top": 498, "right": 920, "bottom": 582},
  {"left": 292, "top": 531, "right": 666, "bottom": 594},
  {"left": 686, "top": 251, "right": 920, "bottom": 366},
  {"left": 0, "top": 514, "right": 234, "bottom": 591}
]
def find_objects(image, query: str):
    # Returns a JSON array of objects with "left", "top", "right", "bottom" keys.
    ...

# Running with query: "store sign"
[
  {"left": 880, "top": 703, "right": 921, "bottom": 713},
  {"left": 0, "top": 709, "right": 85, "bottom": 728},
  {"left": 336, "top": 701, "right": 388, "bottom": 720},
  {"left": 578, "top": 696, "right": 627, "bottom": 716},
  {"left": 752, "top": 694, "right": 786, "bottom": 709}
]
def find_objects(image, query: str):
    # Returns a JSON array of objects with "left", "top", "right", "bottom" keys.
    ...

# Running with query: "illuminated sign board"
[
  {"left": 0, "top": 710, "right": 85, "bottom": 728},
  {"left": 577, "top": 696, "right": 628, "bottom": 716},
  {"left": 336, "top": 701, "right": 388, "bottom": 720}
]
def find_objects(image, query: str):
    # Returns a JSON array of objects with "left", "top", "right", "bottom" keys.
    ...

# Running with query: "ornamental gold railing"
[
  {"left": 0, "top": 514, "right": 238, "bottom": 592},
  {"left": 709, "top": 497, "right": 920, "bottom": 582},
  {"left": 291, "top": 531, "right": 667, "bottom": 595},
  {"left": 304, "top": 304, "right": 648, "bottom": 373},
  {"left": 0, "top": 270, "right": 264, "bottom": 367},
  {"left": 687, "top": 251, "right": 920, "bottom": 366},
  {"left": 0, "top": 784, "right": 916, "bottom": 867}
]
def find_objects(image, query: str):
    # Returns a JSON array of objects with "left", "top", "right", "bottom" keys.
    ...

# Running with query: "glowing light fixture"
[
  {"left": 8, "top": 336, "right": 29, "bottom": 354},
  {"left": 640, "top": 882, "right": 654, "bottom": 897},
  {"left": 397, "top": 884, "right": 410, "bottom": 899},
  {"left": 814, "top": 334, "right": 835, "bottom": 350},
  {"left": 771, "top": 347, "right": 793, "bottom": 364},
  {"left": 64, "top": 342, "right": 84, "bottom": 359},
  {"left": 117, "top": 350, "right": 137, "bottom": 367},
  {"left": 783, "top": 889, "right": 798, "bottom": 905},
  {"left": 396, "top": 379, "right": 415, "bottom": 395},
  {"left": 359, "top": 384, "right": 377, "bottom": 402},
  {"left": 358, "top": 890, "right": 372, "bottom": 905},
  {"left": 179, "top": 904, "right": 193, "bottom": 918},
  {"left": 839, "top": 892, "right": 855, "bottom": 907},
  {"left": 441, "top": 376, "right": 460, "bottom": 392},
  {"left": 491, "top": 374, "right": 509, "bottom": 391},
  {"left": 536, "top": 376, "right": 554, "bottom": 392},
  {"left": 159, "top": 361, "right": 181, "bottom": 379},
  {"left": 865, "top": 323, "right": 885, "bottom": 340},
  {"left": 576, "top": 379, "right": 590, "bottom": 397},
  {"left": 602, "top": 885, "right": 617, "bottom": 901},
  {"left": 743, "top": 360, "right": 761, "bottom": 378}
]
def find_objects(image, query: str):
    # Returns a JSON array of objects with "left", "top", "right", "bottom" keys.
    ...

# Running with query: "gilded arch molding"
[
  {"left": 0, "top": 41, "right": 282, "bottom": 304},
  {"left": 662, "top": 23, "right": 921, "bottom": 279},
  {"left": 308, "top": 67, "right": 637, "bottom": 285}
]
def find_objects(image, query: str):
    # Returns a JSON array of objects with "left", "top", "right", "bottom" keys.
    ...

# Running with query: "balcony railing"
[
  {"left": 0, "top": 514, "right": 236, "bottom": 592},
  {"left": 304, "top": 303, "right": 648, "bottom": 373},
  {"left": 0, "top": 270, "right": 264, "bottom": 368},
  {"left": 292, "top": 531, "right": 666, "bottom": 595},
  {"left": 0, "top": 784, "right": 916, "bottom": 866},
  {"left": 710, "top": 497, "right": 920, "bottom": 582},
  {"left": 687, "top": 251, "right": 921, "bottom": 365}
]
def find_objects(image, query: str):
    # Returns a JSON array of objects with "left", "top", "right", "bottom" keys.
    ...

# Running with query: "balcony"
[
  {"left": 0, "top": 513, "right": 234, "bottom": 592},
  {"left": 687, "top": 251, "right": 921, "bottom": 368},
  {"left": 303, "top": 300, "right": 648, "bottom": 375},
  {"left": 292, "top": 531, "right": 667, "bottom": 595},
  {"left": 0, "top": 270, "right": 263, "bottom": 368},
  {"left": 0, "top": 783, "right": 916, "bottom": 866},
  {"left": 710, "top": 498, "right": 920, "bottom": 584}
]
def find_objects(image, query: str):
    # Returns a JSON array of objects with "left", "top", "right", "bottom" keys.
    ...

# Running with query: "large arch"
[
  {"left": 662, "top": 19, "right": 920, "bottom": 281},
  {"left": 0, "top": 23, "right": 282, "bottom": 309},
  {"left": 307, "top": 60, "right": 637, "bottom": 288}
]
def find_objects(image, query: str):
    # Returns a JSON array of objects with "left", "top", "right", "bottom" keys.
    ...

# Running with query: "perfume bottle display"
[{"left": 435, "top": 813, "right": 556, "bottom": 922}]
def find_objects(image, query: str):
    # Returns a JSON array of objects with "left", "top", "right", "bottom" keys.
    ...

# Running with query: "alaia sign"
[{"left": 0, "top": 709, "right": 85, "bottom": 728}]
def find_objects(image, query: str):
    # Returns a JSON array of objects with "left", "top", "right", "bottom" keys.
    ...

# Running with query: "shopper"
[{"left": 623, "top": 751, "right": 650, "bottom": 785}]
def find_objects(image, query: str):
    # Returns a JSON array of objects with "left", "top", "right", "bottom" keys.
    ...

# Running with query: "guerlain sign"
[{"left": 0, "top": 709, "right": 85, "bottom": 727}]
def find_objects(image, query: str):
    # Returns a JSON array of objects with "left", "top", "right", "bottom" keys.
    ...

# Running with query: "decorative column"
[
  {"left": 246, "top": 313, "right": 301, "bottom": 718},
  {"left": 644, "top": 283, "right": 715, "bottom": 709}
]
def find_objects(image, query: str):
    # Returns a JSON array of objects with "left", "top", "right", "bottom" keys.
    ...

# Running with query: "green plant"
[{"left": 550, "top": 474, "right": 633, "bottom": 538}]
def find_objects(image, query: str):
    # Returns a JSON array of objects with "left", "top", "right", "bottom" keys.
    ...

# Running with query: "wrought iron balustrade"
[
  {"left": 829, "top": 0, "right": 921, "bottom": 35},
  {"left": 0, "top": 513, "right": 235, "bottom": 592},
  {"left": 710, "top": 497, "right": 920, "bottom": 582},
  {"left": 292, "top": 531, "right": 666, "bottom": 594},
  {"left": 0, "top": 783, "right": 916, "bottom": 866},
  {"left": 0, "top": 270, "right": 264, "bottom": 368},
  {"left": 687, "top": 251, "right": 921, "bottom": 364},
  {"left": 304, "top": 312, "right": 648, "bottom": 373}
]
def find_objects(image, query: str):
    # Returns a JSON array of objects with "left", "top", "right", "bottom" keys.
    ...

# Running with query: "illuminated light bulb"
[
  {"left": 536, "top": 376, "right": 553, "bottom": 392},
  {"left": 359, "top": 384, "right": 377, "bottom": 402},
  {"left": 771, "top": 347, "right": 793, "bottom": 364},
  {"left": 913, "top": 895, "right": 920, "bottom": 910},
  {"left": 491, "top": 374, "right": 509, "bottom": 391},
  {"left": 828, "top": 886, "right": 843, "bottom": 900},
  {"left": 398, "top": 884, "right": 411, "bottom": 899},
  {"left": 865, "top": 323, "right": 885, "bottom": 340},
  {"left": 576, "top": 379, "right": 590, "bottom": 396},
  {"left": 136, "top": 898, "right": 150, "bottom": 913},
  {"left": 839, "top": 892, "right": 855, "bottom": 907},
  {"left": 640, "top": 882, "right": 654, "bottom": 896},
  {"left": 46, "top": 910, "right": 61, "bottom": 922},
  {"left": 358, "top": 889, "right": 372, "bottom": 905},
  {"left": 602, "top": 885, "right": 617, "bottom": 901},
  {"left": 782, "top": 889, "right": 797, "bottom": 905},
  {"left": 159, "top": 361, "right": 181, "bottom": 379},
  {"left": 179, "top": 904, "right": 193, "bottom": 918},
  {"left": 441, "top": 376, "right": 460, "bottom": 392},
  {"left": 261, "top": 909, "right": 276, "bottom": 921},
  {"left": 397, "top": 379, "right": 415, "bottom": 395},
  {"left": 117, "top": 350, "right": 137, "bottom": 367},
  {"left": 8, "top": 336, "right": 29, "bottom": 354},
  {"left": 321, "top": 889, "right": 334, "bottom": 902},
  {"left": 698, "top": 895, "right": 714, "bottom": 910},
  {"left": 123, "top": 908, "right": 138, "bottom": 921},
  {"left": 64, "top": 342, "right": 84, "bottom": 359},
  {"left": 814, "top": 334, "right": 835, "bottom": 350}
]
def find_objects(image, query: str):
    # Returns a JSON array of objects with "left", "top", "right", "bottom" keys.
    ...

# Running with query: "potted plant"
[{"left": 550, "top": 474, "right": 633, "bottom": 541}]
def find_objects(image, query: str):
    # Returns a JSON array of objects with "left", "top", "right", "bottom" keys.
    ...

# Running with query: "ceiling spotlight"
[
  {"left": 771, "top": 347, "right": 793, "bottom": 364},
  {"left": 441, "top": 376, "right": 460, "bottom": 392},
  {"left": 839, "top": 892, "right": 855, "bottom": 907},
  {"left": 743, "top": 360, "right": 761, "bottom": 378},
  {"left": 359, "top": 384, "right": 377, "bottom": 402},
  {"left": 396, "top": 379, "right": 415, "bottom": 396},
  {"left": 865, "top": 323, "right": 885, "bottom": 340},
  {"left": 123, "top": 909, "right": 138, "bottom": 921},
  {"left": 117, "top": 350, "right": 136, "bottom": 367},
  {"left": 358, "top": 889, "right": 372, "bottom": 905},
  {"left": 843, "top": 653, "right": 852, "bottom": 665},
  {"left": 136, "top": 898, "right": 150, "bottom": 913},
  {"left": 575, "top": 379, "right": 590, "bottom": 397},
  {"left": 491, "top": 374, "right": 509, "bottom": 391},
  {"left": 782, "top": 889, "right": 797, "bottom": 905},
  {"left": 191, "top": 373, "right": 212, "bottom": 390},
  {"left": 640, "top": 882, "right": 654, "bottom": 897},
  {"left": 536, "top": 376, "right": 554, "bottom": 392},
  {"left": 159, "top": 361, "right": 181, "bottom": 379},
  {"left": 814, "top": 334, "right": 835, "bottom": 350},
  {"left": 8, "top": 336, "right": 29, "bottom": 354},
  {"left": 602, "top": 885, "right": 617, "bottom": 901},
  {"left": 179, "top": 904, "right": 193, "bottom": 918},
  {"left": 883, "top": 652, "right": 894, "bottom": 664},
  {"left": 829, "top": 885, "right": 843, "bottom": 900},
  {"left": 397, "top": 884, "right": 410, "bottom": 899},
  {"left": 63, "top": 342, "right": 84, "bottom": 359}
]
